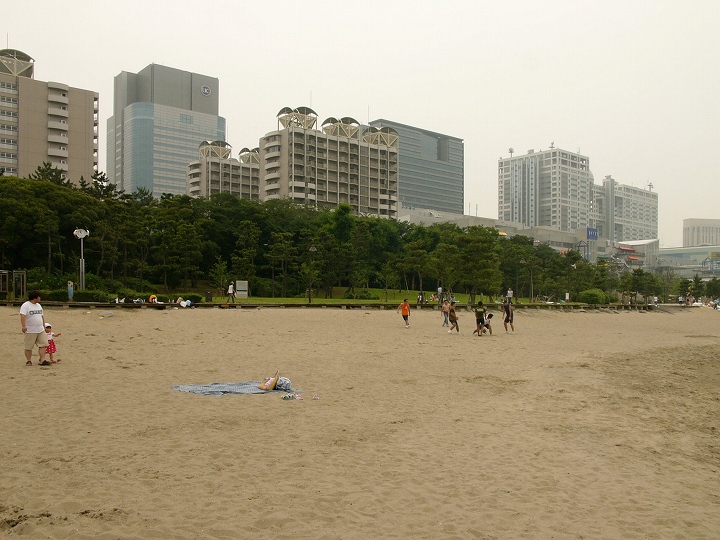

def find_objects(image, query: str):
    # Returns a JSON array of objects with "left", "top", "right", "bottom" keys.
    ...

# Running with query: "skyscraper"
[
  {"left": 368, "top": 119, "right": 464, "bottom": 215},
  {"left": 107, "top": 64, "right": 225, "bottom": 196},
  {"left": 593, "top": 175, "right": 658, "bottom": 242},
  {"left": 0, "top": 49, "right": 98, "bottom": 182},
  {"left": 498, "top": 148, "right": 593, "bottom": 233}
]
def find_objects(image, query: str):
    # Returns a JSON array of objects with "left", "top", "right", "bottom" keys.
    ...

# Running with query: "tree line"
[{"left": 1, "top": 164, "right": 716, "bottom": 302}]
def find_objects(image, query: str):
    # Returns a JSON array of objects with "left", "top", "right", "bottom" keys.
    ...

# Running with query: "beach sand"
[{"left": 1, "top": 304, "right": 718, "bottom": 539}]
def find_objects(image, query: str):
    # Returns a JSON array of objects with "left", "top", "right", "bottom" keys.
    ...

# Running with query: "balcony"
[
  {"left": 265, "top": 150, "right": 281, "bottom": 159},
  {"left": 48, "top": 120, "right": 68, "bottom": 131},
  {"left": 48, "top": 147, "right": 68, "bottom": 158},
  {"left": 48, "top": 106, "right": 69, "bottom": 118},
  {"left": 50, "top": 161, "right": 69, "bottom": 171},
  {"left": 265, "top": 171, "right": 280, "bottom": 181},
  {"left": 47, "top": 81, "right": 69, "bottom": 92},
  {"left": 48, "top": 93, "right": 69, "bottom": 105}
]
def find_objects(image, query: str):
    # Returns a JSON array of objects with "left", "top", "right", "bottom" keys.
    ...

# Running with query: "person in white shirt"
[
  {"left": 19, "top": 290, "right": 50, "bottom": 366},
  {"left": 227, "top": 282, "right": 235, "bottom": 303}
]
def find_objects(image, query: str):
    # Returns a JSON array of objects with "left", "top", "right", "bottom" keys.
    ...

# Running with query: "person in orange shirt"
[{"left": 397, "top": 299, "right": 411, "bottom": 328}]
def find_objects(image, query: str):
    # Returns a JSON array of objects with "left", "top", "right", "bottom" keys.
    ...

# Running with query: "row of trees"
[{"left": 1, "top": 166, "right": 715, "bottom": 302}]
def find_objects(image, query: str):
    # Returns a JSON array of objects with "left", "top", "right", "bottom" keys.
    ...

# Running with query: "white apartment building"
[
  {"left": 592, "top": 175, "right": 658, "bottom": 242},
  {"left": 498, "top": 147, "right": 593, "bottom": 233},
  {"left": 683, "top": 218, "right": 720, "bottom": 247},
  {"left": 187, "top": 107, "right": 399, "bottom": 218},
  {"left": 187, "top": 141, "right": 260, "bottom": 200},
  {"left": 260, "top": 107, "right": 398, "bottom": 217},
  {"left": 0, "top": 49, "right": 98, "bottom": 181}
]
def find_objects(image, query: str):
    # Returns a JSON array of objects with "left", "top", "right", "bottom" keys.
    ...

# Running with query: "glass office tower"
[
  {"left": 107, "top": 64, "right": 225, "bottom": 196},
  {"left": 369, "top": 119, "right": 464, "bottom": 215}
]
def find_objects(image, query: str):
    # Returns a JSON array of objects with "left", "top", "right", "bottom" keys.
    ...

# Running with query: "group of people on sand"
[
  {"left": 398, "top": 296, "right": 515, "bottom": 335},
  {"left": 19, "top": 290, "right": 61, "bottom": 366}
]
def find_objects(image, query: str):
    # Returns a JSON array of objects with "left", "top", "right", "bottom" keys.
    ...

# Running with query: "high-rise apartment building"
[
  {"left": 369, "top": 119, "right": 463, "bottom": 215},
  {"left": 187, "top": 141, "right": 261, "bottom": 200},
  {"left": 683, "top": 218, "right": 720, "bottom": 247},
  {"left": 592, "top": 175, "right": 658, "bottom": 242},
  {"left": 107, "top": 64, "right": 225, "bottom": 196},
  {"left": 0, "top": 49, "right": 98, "bottom": 181},
  {"left": 498, "top": 147, "right": 593, "bottom": 233},
  {"left": 256, "top": 107, "right": 398, "bottom": 218}
]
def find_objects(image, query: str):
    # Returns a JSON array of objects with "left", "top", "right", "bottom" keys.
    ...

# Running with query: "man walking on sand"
[
  {"left": 397, "top": 298, "right": 411, "bottom": 328},
  {"left": 448, "top": 301, "right": 459, "bottom": 334},
  {"left": 503, "top": 299, "right": 515, "bottom": 332},
  {"left": 20, "top": 290, "right": 50, "bottom": 366},
  {"left": 227, "top": 281, "right": 235, "bottom": 303}
]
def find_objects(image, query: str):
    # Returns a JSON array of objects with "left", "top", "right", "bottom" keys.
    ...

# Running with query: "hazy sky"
[{"left": 5, "top": 0, "right": 719, "bottom": 247}]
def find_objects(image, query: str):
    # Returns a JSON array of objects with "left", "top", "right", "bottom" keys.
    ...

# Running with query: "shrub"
[
  {"left": 42, "top": 289, "right": 70, "bottom": 301},
  {"left": 342, "top": 289, "right": 380, "bottom": 300},
  {"left": 577, "top": 288, "right": 607, "bottom": 305},
  {"left": 73, "top": 290, "right": 110, "bottom": 302}
]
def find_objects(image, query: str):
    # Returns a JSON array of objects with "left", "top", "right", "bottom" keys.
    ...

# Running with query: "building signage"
[
  {"left": 201, "top": 85, "right": 211, "bottom": 96},
  {"left": 587, "top": 227, "right": 598, "bottom": 241}
]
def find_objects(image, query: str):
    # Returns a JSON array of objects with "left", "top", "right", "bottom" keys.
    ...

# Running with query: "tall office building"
[
  {"left": 254, "top": 107, "right": 398, "bottom": 218},
  {"left": 187, "top": 141, "right": 261, "bottom": 200},
  {"left": 683, "top": 218, "right": 720, "bottom": 247},
  {"left": 0, "top": 49, "right": 98, "bottom": 181},
  {"left": 107, "top": 64, "right": 225, "bottom": 196},
  {"left": 592, "top": 175, "right": 658, "bottom": 242},
  {"left": 368, "top": 119, "right": 464, "bottom": 215},
  {"left": 498, "top": 147, "right": 593, "bottom": 233}
]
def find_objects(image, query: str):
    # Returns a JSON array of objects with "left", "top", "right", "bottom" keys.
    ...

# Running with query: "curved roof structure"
[
  {"left": 362, "top": 126, "right": 399, "bottom": 147},
  {"left": 199, "top": 140, "right": 233, "bottom": 159},
  {"left": 277, "top": 106, "right": 317, "bottom": 129},
  {"left": 322, "top": 116, "right": 361, "bottom": 138},
  {"left": 0, "top": 48, "right": 35, "bottom": 78}
]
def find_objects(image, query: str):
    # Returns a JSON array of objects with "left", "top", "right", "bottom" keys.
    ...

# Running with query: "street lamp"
[
  {"left": 308, "top": 245, "right": 317, "bottom": 303},
  {"left": 73, "top": 228, "right": 89, "bottom": 290},
  {"left": 521, "top": 259, "right": 534, "bottom": 303}
]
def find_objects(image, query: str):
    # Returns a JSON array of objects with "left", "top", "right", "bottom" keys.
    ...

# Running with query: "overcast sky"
[{"left": 5, "top": 0, "right": 719, "bottom": 247}]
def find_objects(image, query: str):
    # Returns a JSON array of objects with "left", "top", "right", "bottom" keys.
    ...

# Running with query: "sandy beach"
[{"left": 1, "top": 303, "right": 718, "bottom": 539}]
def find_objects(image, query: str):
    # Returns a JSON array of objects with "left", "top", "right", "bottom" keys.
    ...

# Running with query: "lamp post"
[
  {"left": 73, "top": 228, "right": 89, "bottom": 290},
  {"left": 308, "top": 245, "right": 317, "bottom": 303},
  {"left": 521, "top": 259, "right": 534, "bottom": 303}
]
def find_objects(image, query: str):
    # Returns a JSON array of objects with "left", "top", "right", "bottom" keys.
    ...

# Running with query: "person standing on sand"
[
  {"left": 227, "top": 282, "right": 235, "bottom": 303},
  {"left": 397, "top": 299, "right": 411, "bottom": 328},
  {"left": 441, "top": 299, "right": 450, "bottom": 327},
  {"left": 448, "top": 301, "right": 459, "bottom": 334},
  {"left": 44, "top": 322, "right": 62, "bottom": 364},
  {"left": 503, "top": 299, "right": 515, "bottom": 332},
  {"left": 19, "top": 290, "right": 50, "bottom": 366}
]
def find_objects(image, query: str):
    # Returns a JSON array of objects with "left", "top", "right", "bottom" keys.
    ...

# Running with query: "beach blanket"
[{"left": 172, "top": 381, "right": 289, "bottom": 396}]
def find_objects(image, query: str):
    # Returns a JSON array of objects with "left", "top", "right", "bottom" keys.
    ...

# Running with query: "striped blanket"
[{"left": 172, "top": 381, "right": 283, "bottom": 396}]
